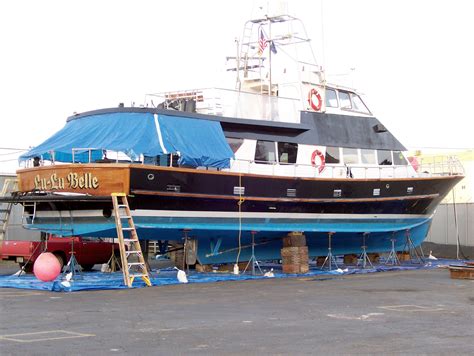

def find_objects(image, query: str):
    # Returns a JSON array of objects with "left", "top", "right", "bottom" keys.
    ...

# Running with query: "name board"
[{"left": 34, "top": 172, "right": 99, "bottom": 190}]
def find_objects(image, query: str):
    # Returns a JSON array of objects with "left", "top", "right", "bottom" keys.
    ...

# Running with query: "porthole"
[{"left": 147, "top": 173, "right": 155, "bottom": 181}]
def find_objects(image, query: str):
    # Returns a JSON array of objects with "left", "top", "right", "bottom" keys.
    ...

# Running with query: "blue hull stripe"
[{"left": 25, "top": 214, "right": 432, "bottom": 264}]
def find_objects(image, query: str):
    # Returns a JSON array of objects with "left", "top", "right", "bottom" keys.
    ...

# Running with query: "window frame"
[
  {"left": 277, "top": 142, "right": 298, "bottom": 165},
  {"left": 360, "top": 148, "right": 377, "bottom": 165},
  {"left": 377, "top": 149, "right": 393, "bottom": 166},
  {"left": 342, "top": 147, "right": 360, "bottom": 165},
  {"left": 325, "top": 88, "right": 339, "bottom": 108},
  {"left": 337, "top": 90, "right": 352, "bottom": 110},
  {"left": 226, "top": 137, "right": 245, "bottom": 154},
  {"left": 325, "top": 146, "right": 341, "bottom": 165},
  {"left": 349, "top": 93, "right": 372, "bottom": 115},
  {"left": 254, "top": 140, "right": 277, "bottom": 164},
  {"left": 334, "top": 89, "right": 372, "bottom": 115},
  {"left": 392, "top": 150, "right": 408, "bottom": 166}
]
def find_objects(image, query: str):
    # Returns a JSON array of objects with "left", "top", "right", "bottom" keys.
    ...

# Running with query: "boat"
[{"left": 7, "top": 13, "right": 464, "bottom": 265}]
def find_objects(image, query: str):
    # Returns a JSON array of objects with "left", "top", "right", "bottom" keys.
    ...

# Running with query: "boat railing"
[
  {"left": 416, "top": 155, "right": 465, "bottom": 177},
  {"left": 27, "top": 148, "right": 465, "bottom": 180},
  {"left": 71, "top": 148, "right": 104, "bottom": 163},
  {"left": 145, "top": 87, "right": 301, "bottom": 123},
  {"left": 228, "top": 158, "right": 464, "bottom": 179}
]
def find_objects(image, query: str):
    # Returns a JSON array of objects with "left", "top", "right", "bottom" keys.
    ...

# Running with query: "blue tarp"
[
  {"left": 0, "top": 259, "right": 466, "bottom": 292},
  {"left": 19, "top": 112, "right": 234, "bottom": 168},
  {"left": 158, "top": 114, "right": 233, "bottom": 168}
]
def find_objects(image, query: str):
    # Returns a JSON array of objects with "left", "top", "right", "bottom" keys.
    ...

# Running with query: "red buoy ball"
[{"left": 33, "top": 252, "right": 62, "bottom": 282}]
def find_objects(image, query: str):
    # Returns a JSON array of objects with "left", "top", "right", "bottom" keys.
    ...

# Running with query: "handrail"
[
  {"left": 228, "top": 158, "right": 464, "bottom": 179},
  {"left": 71, "top": 148, "right": 102, "bottom": 163},
  {"left": 26, "top": 147, "right": 465, "bottom": 180},
  {"left": 417, "top": 155, "right": 465, "bottom": 177},
  {"left": 145, "top": 87, "right": 301, "bottom": 123}
]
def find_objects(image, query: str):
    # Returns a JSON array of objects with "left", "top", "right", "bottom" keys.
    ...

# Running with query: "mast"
[{"left": 232, "top": 12, "right": 320, "bottom": 112}]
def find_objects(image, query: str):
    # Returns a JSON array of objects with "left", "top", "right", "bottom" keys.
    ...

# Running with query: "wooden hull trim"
[{"left": 131, "top": 189, "right": 439, "bottom": 204}]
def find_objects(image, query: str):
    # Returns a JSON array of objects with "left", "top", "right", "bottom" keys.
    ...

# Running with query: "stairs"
[{"left": 0, "top": 178, "right": 18, "bottom": 241}]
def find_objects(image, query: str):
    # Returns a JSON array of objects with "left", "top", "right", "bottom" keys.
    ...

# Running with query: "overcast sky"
[{"left": 0, "top": 0, "right": 473, "bottom": 172}]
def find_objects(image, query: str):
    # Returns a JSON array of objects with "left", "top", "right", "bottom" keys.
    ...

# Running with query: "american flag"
[{"left": 258, "top": 27, "right": 267, "bottom": 56}]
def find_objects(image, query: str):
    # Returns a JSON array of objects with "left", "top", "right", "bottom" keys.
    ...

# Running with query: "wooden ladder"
[
  {"left": 111, "top": 193, "right": 152, "bottom": 287},
  {"left": 0, "top": 178, "right": 18, "bottom": 241}
]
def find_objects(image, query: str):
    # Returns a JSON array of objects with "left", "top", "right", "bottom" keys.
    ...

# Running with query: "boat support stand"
[
  {"left": 357, "top": 232, "right": 373, "bottom": 269},
  {"left": 403, "top": 229, "right": 425, "bottom": 264},
  {"left": 243, "top": 231, "right": 262, "bottom": 275},
  {"left": 385, "top": 233, "right": 401, "bottom": 266},
  {"left": 321, "top": 232, "right": 339, "bottom": 271}
]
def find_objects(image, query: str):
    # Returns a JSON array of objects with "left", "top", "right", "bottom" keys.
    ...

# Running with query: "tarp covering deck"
[{"left": 19, "top": 111, "right": 234, "bottom": 168}]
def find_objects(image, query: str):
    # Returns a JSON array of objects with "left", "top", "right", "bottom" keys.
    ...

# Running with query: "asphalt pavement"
[{"left": 0, "top": 264, "right": 473, "bottom": 355}]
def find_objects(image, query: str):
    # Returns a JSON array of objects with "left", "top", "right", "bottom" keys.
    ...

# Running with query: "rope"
[{"left": 16, "top": 236, "right": 45, "bottom": 277}]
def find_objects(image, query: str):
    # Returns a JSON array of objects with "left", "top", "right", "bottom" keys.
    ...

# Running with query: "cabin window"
[
  {"left": 277, "top": 142, "right": 298, "bottom": 164},
  {"left": 143, "top": 155, "right": 158, "bottom": 165},
  {"left": 170, "top": 154, "right": 179, "bottom": 167},
  {"left": 325, "top": 89, "right": 338, "bottom": 107},
  {"left": 361, "top": 149, "right": 377, "bottom": 164},
  {"left": 226, "top": 137, "right": 244, "bottom": 153},
  {"left": 255, "top": 140, "right": 276, "bottom": 164},
  {"left": 378, "top": 150, "right": 393, "bottom": 165},
  {"left": 143, "top": 154, "right": 171, "bottom": 166},
  {"left": 159, "top": 154, "right": 171, "bottom": 166},
  {"left": 325, "top": 146, "right": 340, "bottom": 164},
  {"left": 350, "top": 94, "right": 371, "bottom": 114},
  {"left": 338, "top": 91, "right": 351, "bottom": 109},
  {"left": 393, "top": 151, "right": 407, "bottom": 165},
  {"left": 343, "top": 148, "right": 359, "bottom": 164}
]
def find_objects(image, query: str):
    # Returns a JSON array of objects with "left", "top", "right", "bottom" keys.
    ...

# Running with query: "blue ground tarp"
[
  {"left": 19, "top": 112, "right": 234, "bottom": 168},
  {"left": 0, "top": 259, "right": 468, "bottom": 293}
]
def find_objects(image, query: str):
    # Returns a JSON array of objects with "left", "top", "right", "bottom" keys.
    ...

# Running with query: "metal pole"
[
  {"left": 268, "top": 17, "right": 272, "bottom": 96},
  {"left": 251, "top": 232, "right": 255, "bottom": 275},
  {"left": 235, "top": 38, "right": 241, "bottom": 90},
  {"left": 362, "top": 233, "right": 367, "bottom": 269},
  {"left": 327, "top": 232, "right": 333, "bottom": 271}
]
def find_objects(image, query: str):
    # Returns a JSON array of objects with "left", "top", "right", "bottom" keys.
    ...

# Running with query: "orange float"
[
  {"left": 308, "top": 88, "right": 322, "bottom": 111},
  {"left": 311, "top": 149, "right": 326, "bottom": 173}
]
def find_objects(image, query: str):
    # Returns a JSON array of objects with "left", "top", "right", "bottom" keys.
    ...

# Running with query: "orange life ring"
[
  {"left": 308, "top": 88, "right": 322, "bottom": 111},
  {"left": 311, "top": 149, "right": 325, "bottom": 173}
]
